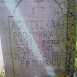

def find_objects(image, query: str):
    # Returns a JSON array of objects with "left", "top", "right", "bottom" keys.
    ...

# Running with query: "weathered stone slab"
[{"left": 0, "top": 0, "right": 67, "bottom": 77}]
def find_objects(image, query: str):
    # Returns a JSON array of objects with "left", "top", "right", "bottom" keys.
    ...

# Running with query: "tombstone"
[{"left": 0, "top": 0, "right": 73, "bottom": 77}]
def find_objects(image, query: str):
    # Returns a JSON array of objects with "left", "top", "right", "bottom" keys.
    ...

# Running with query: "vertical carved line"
[{"left": 8, "top": 16, "right": 15, "bottom": 77}]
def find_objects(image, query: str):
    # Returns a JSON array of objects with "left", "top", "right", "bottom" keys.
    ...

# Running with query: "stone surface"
[{"left": 0, "top": 0, "right": 67, "bottom": 77}]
